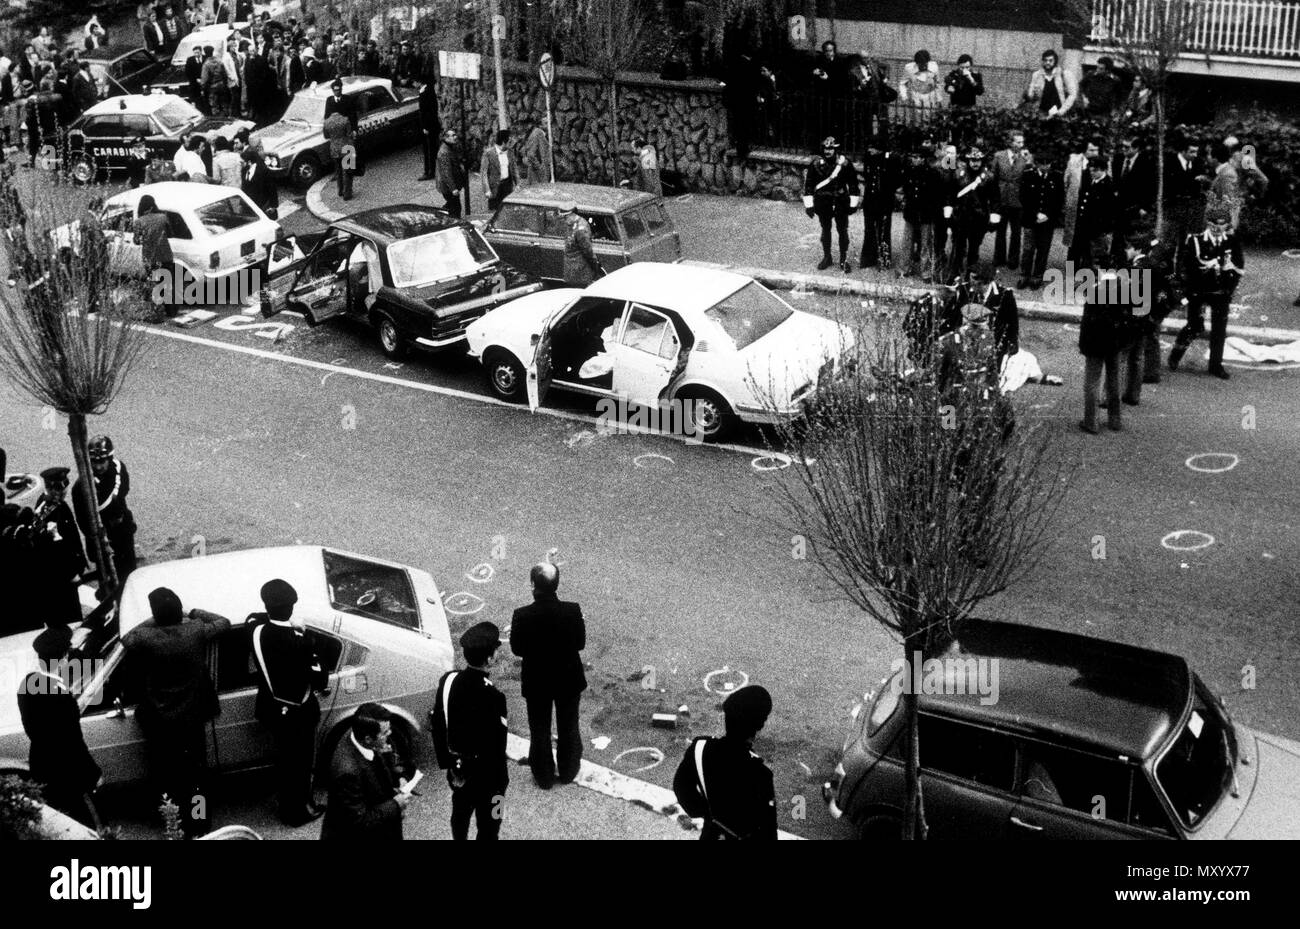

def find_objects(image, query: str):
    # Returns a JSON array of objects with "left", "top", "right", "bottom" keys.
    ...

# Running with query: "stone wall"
[{"left": 432, "top": 60, "right": 807, "bottom": 200}]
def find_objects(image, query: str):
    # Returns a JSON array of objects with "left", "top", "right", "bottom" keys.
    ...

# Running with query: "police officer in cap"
[
  {"left": 34, "top": 466, "right": 87, "bottom": 628},
  {"left": 72, "top": 435, "right": 137, "bottom": 588},
  {"left": 17, "top": 624, "right": 102, "bottom": 827},
  {"left": 430, "top": 621, "right": 509, "bottom": 840},
  {"left": 673, "top": 684, "right": 777, "bottom": 840},
  {"left": 803, "top": 135, "right": 861, "bottom": 272},
  {"left": 249, "top": 578, "right": 328, "bottom": 826}
]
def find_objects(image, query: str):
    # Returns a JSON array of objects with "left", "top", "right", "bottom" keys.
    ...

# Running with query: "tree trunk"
[
  {"left": 609, "top": 77, "right": 618, "bottom": 188},
  {"left": 68, "top": 414, "right": 118, "bottom": 596},
  {"left": 1155, "top": 89, "right": 1166, "bottom": 234},
  {"left": 900, "top": 643, "right": 927, "bottom": 840}
]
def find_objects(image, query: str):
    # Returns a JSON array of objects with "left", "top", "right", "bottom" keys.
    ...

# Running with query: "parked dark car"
[
  {"left": 81, "top": 45, "right": 167, "bottom": 99},
  {"left": 63, "top": 93, "right": 251, "bottom": 184},
  {"left": 261, "top": 205, "right": 544, "bottom": 358},
  {"left": 480, "top": 182, "right": 681, "bottom": 285},
  {"left": 825, "top": 619, "right": 1300, "bottom": 839}
]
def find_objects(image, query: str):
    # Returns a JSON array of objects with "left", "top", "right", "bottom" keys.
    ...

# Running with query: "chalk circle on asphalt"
[
  {"left": 466, "top": 563, "right": 495, "bottom": 583},
  {"left": 752, "top": 453, "right": 793, "bottom": 472},
  {"left": 1185, "top": 453, "right": 1239, "bottom": 474},
  {"left": 633, "top": 453, "right": 675, "bottom": 470},
  {"left": 704, "top": 665, "right": 750, "bottom": 694},
  {"left": 443, "top": 591, "right": 486, "bottom": 615},
  {"left": 611, "top": 747, "right": 664, "bottom": 773},
  {"left": 1161, "top": 531, "right": 1215, "bottom": 552},
  {"left": 1282, "top": 249, "right": 1300, "bottom": 259}
]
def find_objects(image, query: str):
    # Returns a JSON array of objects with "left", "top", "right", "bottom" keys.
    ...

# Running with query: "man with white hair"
[{"left": 510, "top": 561, "right": 587, "bottom": 789}]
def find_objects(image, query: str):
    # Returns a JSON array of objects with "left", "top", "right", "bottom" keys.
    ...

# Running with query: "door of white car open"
[
  {"left": 102, "top": 208, "right": 144, "bottom": 277},
  {"left": 527, "top": 303, "right": 570, "bottom": 412},
  {"left": 611, "top": 303, "right": 680, "bottom": 408}
]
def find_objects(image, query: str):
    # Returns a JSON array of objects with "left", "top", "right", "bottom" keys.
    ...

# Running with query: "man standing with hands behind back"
[{"left": 511, "top": 562, "right": 586, "bottom": 789}]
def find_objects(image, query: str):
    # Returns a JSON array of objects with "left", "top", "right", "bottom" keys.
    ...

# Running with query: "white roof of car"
[
  {"left": 297, "top": 75, "right": 393, "bottom": 99},
  {"left": 118, "top": 546, "right": 336, "bottom": 636},
  {"left": 83, "top": 92, "right": 190, "bottom": 117},
  {"left": 107, "top": 181, "right": 247, "bottom": 211},
  {"left": 583, "top": 263, "right": 751, "bottom": 315}
]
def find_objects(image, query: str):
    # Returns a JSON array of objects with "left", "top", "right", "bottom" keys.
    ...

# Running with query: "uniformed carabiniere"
[
  {"left": 33, "top": 466, "right": 87, "bottom": 628},
  {"left": 560, "top": 199, "right": 603, "bottom": 287},
  {"left": 249, "top": 578, "right": 328, "bottom": 827},
  {"left": 72, "top": 435, "right": 137, "bottom": 586},
  {"left": 802, "top": 135, "right": 862, "bottom": 272},
  {"left": 430, "top": 621, "right": 509, "bottom": 840},
  {"left": 673, "top": 684, "right": 777, "bottom": 840}
]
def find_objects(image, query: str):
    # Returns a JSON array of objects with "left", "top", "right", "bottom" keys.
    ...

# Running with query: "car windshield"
[
  {"left": 195, "top": 195, "right": 260, "bottom": 233},
  {"left": 281, "top": 93, "right": 323, "bottom": 124},
  {"left": 1155, "top": 676, "right": 1234, "bottom": 829},
  {"left": 154, "top": 99, "right": 203, "bottom": 133},
  {"left": 386, "top": 227, "right": 496, "bottom": 288},
  {"left": 704, "top": 281, "right": 794, "bottom": 350}
]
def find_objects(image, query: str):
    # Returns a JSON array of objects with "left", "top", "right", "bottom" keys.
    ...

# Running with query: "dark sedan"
[
  {"left": 261, "top": 205, "right": 544, "bottom": 358},
  {"left": 81, "top": 45, "right": 167, "bottom": 99}
]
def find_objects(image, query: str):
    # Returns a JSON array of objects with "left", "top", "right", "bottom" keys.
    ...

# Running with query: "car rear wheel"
[
  {"left": 678, "top": 389, "right": 734, "bottom": 442},
  {"left": 485, "top": 350, "right": 525, "bottom": 402},
  {"left": 376, "top": 315, "right": 407, "bottom": 359},
  {"left": 67, "top": 152, "right": 97, "bottom": 185},
  {"left": 291, "top": 154, "right": 322, "bottom": 189}
]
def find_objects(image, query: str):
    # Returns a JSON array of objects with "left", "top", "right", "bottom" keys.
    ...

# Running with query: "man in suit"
[
  {"left": 436, "top": 128, "right": 466, "bottom": 218},
  {"left": 510, "top": 562, "right": 586, "bottom": 789},
  {"left": 992, "top": 130, "right": 1032, "bottom": 269},
  {"left": 185, "top": 45, "right": 205, "bottom": 109},
  {"left": 431, "top": 621, "right": 509, "bottom": 840},
  {"left": 417, "top": 78, "right": 440, "bottom": 181},
  {"left": 1110, "top": 134, "right": 1156, "bottom": 263},
  {"left": 142, "top": 11, "right": 167, "bottom": 56},
  {"left": 249, "top": 578, "right": 328, "bottom": 826},
  {"left": 323, "top": 78, "right": 356, "bottom": 129},
  {"left": 1163, "top": 137, "right": 1203, "bottom": 261},
  {"left": 673, "top": 685, "right": 777, "bottom": 840},
  {"left": 320, "top": 702, "right": 408, "bottom": 840},
  {"left": 241, "top": 148, "right": 278, "bottom": 218},
  {"left": 17, "top": 625, "right": 102, "bottom": 827},
  {"left": 480, "top": 128, "right": 516, "bottom": 211},
  {"left": 858, "top": 138, "right": 901, "bottom": 271},
  {"left": 122, "top": 586, "right": 230, "bottom": 836}
]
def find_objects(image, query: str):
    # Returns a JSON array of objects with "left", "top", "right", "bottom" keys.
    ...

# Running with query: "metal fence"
[{"left": 1090, "top": 0, "right": 1300, "bottom": 58}]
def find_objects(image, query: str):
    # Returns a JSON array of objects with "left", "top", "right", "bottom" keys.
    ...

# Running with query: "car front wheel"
[
  {"left": 291, "top": 154, "right": 321, "bottom": 188},
  {"left": 485, "top": 350, "right": 525, "bottom": 402},
  {"left": 679, "top": 389, "right": 733, "bottom": 442},
  {"left": 376, "top": 315, "right": 407, "bottom": 359},
  {"left": 67, "top": 152, "right": 97, "bottom": 185}
]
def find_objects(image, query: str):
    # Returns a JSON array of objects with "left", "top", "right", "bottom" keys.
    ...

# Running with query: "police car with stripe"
[
  {"left": 64, "top": 92, "right": 253, "bottom": 184},
  {"left": 252, "top": 76, "right": 421, "bottom": 188}
]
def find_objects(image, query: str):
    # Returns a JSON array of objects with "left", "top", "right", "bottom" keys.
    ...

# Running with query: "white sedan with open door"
[
  {"left": 464, "top": 263, "right": 852, "bottom": 440},
  {"left": 0, "top": 546, "right": 454, "bottom": 790}
]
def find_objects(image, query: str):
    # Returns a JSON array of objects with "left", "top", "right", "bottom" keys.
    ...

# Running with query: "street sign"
[
  {"left": 538, "top": 52, "right": 555, "bottom": 89},
  {"left": 439, "top": 50, "right": 481, "bottom": 81}
]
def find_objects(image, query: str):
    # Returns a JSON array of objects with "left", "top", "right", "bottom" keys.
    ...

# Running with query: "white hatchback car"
[
  {"left": 0, "top": 546, "right": 454, "bottom": 788},
  {"left": 55, "top": 181, "right": 282, "bottom": 284},
  {"left": 464, "top": 263, "right": 852, "bottom": 439}
]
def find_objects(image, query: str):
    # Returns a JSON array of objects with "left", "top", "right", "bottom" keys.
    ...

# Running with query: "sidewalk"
[{"left": 308, "top": 145, "right": 1300, "bottom": 344}]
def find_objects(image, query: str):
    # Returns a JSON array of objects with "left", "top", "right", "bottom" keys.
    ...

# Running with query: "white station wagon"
[
  {"left": 0, "top": 546, "right": 454, "bottom": 789},
  {"left": 55, "top": 181, "right": 282, "bottom": 284},
  {"left": 464, "top": 263, "right": 852, "bottom": 439}
]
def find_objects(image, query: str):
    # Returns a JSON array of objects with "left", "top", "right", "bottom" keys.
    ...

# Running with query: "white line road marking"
[{"left": 139, "top": 325, "right": 782, "bottom": 459}]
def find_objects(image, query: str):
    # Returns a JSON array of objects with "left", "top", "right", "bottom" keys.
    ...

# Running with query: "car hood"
[
  {"left": 252, "top": 120, "right": 319, "bottom": 153},
  {"left": 470, "top": 287, "right": 581, "bottom": 338},
  {"left": 1225, "top": 729, "right": 1300, "bottom": 839},
  {"left": 738, "top": 309, "right": 853, "bottom": 397}
]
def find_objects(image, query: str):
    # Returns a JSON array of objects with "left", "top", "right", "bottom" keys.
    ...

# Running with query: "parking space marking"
[{"left": 140, "top": 325, "right": 782, "bottom": 460}]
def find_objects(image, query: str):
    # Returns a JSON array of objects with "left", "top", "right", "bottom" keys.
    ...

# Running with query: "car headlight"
[{"left": 264, "top": 153, "right": 279, "bottom": 168}]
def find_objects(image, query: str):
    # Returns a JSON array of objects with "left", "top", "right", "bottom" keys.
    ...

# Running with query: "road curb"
[
  {"left": 305, "top": 175, "right": 345, "bottom": 223},
  {"left": 505, "top": 733, "right": 803, "bottom": 840},
  {"left": 682, "top": 260, "right": 1300, "bottom": 346}
]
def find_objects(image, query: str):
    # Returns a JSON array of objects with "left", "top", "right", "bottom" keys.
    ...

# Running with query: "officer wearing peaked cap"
[
  {"left": 32, "top": 465, "right": 87, "bottom": 628},
  {"left": 248, "top": 577, "right": 328, "bottom": 826},
  {"left": 673, "top": 684, "right": 777, "bottom": 840},
  {"left": 804, "top": 135, "right": 861, "bottom": 272},
  {"left": 430, "top": 621, "right": 509, "bottom": 839}
]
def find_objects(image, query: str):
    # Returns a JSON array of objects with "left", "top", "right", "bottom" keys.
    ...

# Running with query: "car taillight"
[
  {"left": 209, "top": 251, "right": 220, "bottom": 269},
  {"left": 273, "top": 224, "right": 284, "bottom": 240}
]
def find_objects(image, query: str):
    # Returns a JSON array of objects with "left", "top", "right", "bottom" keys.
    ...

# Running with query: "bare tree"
[
  {"left": 763, "top": 312, "right": 1068, "bottom": 838},
  {"left": 570, "top": 0, "right": 653, "bottom": 186},
  {"left": 0, "top": 188, "right": 148, "bottom": 597},
  {"left": 1064, "top": 0, "right": 1204, "bottom": 231}
]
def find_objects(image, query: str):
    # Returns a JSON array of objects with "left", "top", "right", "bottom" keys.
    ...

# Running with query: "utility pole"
[{"left": 489, "top": 0, "right": 508, "bottom": 130}]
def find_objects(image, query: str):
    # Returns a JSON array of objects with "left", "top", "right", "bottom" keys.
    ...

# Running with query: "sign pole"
[
  {"left": 489, "top": 0, "right": 508, "bottom": 131},
  {"left": 459, "top": 81, "right": 471, "bottom": 215},
  {"left": 538, "top": 52, "right": 556, "bottom": 183}
]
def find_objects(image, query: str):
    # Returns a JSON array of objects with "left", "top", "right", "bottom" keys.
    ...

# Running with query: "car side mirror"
[{"left": 530, "top": 333, "right": 541, "bottom": 346}]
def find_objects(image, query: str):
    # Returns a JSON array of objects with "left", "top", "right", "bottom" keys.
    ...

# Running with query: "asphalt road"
[{"left": 3, "top": 171, "right": 1297, "bottom": 840}]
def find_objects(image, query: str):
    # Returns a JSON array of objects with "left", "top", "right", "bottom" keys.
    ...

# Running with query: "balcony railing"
[{"left": 1090, "top": 0, "right": 1300, "bottom": 59}]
